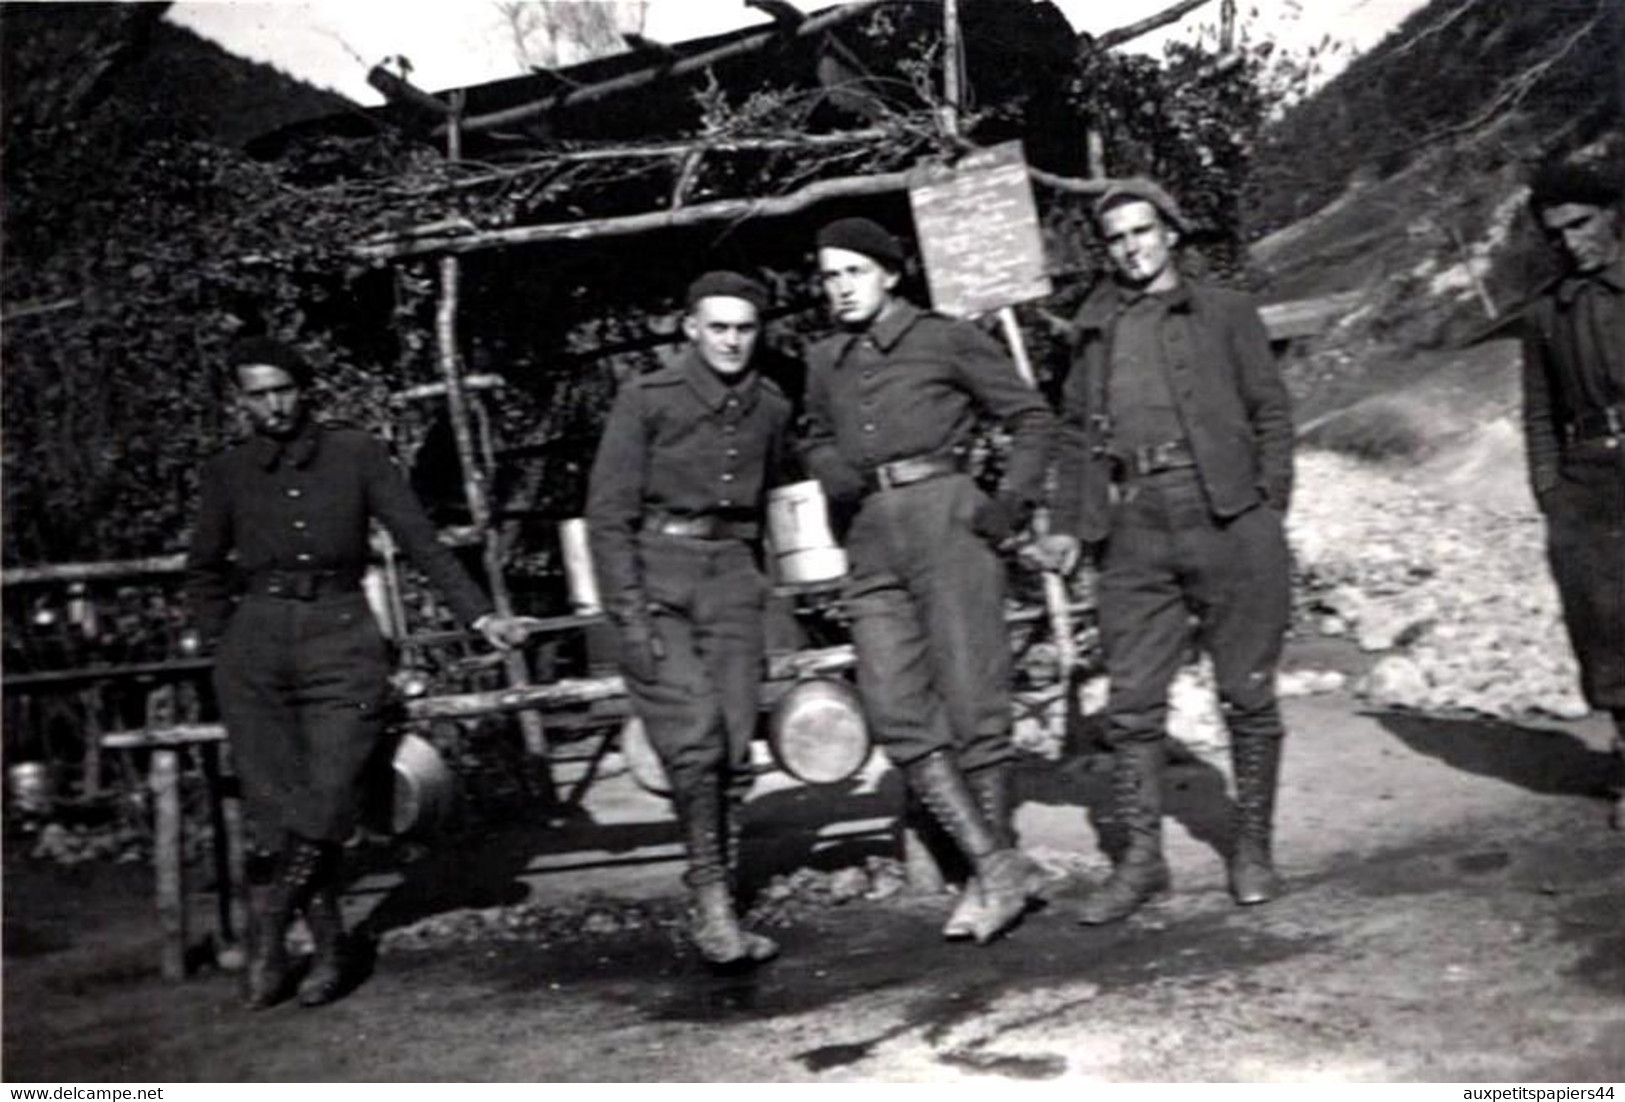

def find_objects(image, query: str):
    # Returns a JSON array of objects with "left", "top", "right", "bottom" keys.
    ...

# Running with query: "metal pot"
[
  {"left": 768, "top": 676, "right": 870, "bottom": 785},
  {"left": 6, "top": 761, "right": 57, "bottom": 816},
  {"left": 384, "top": 733, "right": 456, "bottom": 836}
]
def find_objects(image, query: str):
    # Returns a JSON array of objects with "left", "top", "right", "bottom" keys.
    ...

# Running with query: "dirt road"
[{"left": 5, "top": 689, "right": 1623, "bottom": 1082}]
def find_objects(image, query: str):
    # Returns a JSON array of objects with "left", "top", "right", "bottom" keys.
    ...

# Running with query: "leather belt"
[
  {"left": 246, "top": 568, "right": 362, "bottom": 602},
  {"left": 1112, "top": 439, "right": 1198, "bottom": 479},
  {"left": 862, "top": 453, "right": 961, "bottom": 495},
  {"left": 644, "top": 512, "right": 760, "bottom": 541},
  {"left": 1566, "top": 404, "right": 1624, "bottom": 443}
]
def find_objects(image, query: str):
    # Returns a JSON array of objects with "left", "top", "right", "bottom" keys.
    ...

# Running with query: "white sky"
[{"left": 167, "top": 0, "right": 1432, "bottom": 106}]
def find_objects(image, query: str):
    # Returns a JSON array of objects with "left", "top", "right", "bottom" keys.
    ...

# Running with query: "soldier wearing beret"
[
  {"left": 1522, "top": 159, "right": 1625, "bottom": 829},
  {"left": 1034, "top": 179, "right": 1295, "bottom": 923},
  {"left": 586, "top": 271, "right": 792, "bottom": 965},
  {"left": 800, "top": 217, "right": 1054, "bottom": 945},
  {"left": 187, "top": 337, "right": 535, "bottom": 1009}
]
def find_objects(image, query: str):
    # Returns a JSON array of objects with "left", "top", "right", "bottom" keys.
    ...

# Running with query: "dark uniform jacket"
[
  {"left": 1052, "top": 280, "right": 1293, "bottom": 543},
  {"left": 1520, "top": 256, "right": 1625, "bottom": 504},
  {"left": 585, "top": 350, "right": 793, "bottom": 622},
  {"left": 186, "top": 420, "right": 492, "bottom": 642},
  {"left": 799, "top": 301, "right": 1053, "bottom": 507}
]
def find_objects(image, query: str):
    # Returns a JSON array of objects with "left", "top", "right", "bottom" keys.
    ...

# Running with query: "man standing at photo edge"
[
  {"left": 801, "top": 216, "right": 1054, "bottom": 945},
  {"left": 187, "top": 336, "right": 534, "bottom": 1009},
  {"left": 1521, "top": 158, "right": 1625, "bottom": 830},
  {"left": 1035, "top": 178, "right": 1295, "bottom": 923}
]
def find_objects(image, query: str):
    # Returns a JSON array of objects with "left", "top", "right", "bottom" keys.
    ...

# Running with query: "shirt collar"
[
  {"left": 1073, "top": 279, "right": 1193, "bottom": 332},
  {"left": 1555, "top": 255, "right": 1625, "bottom": 305},
  {"left": 680, "top": 347, "right": 758, "bottom": 413},
  {"left": 867, "top": 299, "right": 923, "bottom": 352},
  {"left": 251, "top": 419, "right": 321, "bottom": 471}
]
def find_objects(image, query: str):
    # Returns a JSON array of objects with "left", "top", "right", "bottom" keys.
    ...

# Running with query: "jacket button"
[
  {"left": 292, "top": 519, "right": 307, "bottom": 531},
  {"left": 721, "top": 472, "right": 735, "bottom": 482},
  {"left": 286, "top": 487, "right": 303, "bottom": 499},
  {"left": 296, "top": 552, "right": 313, "bottom": 563}
]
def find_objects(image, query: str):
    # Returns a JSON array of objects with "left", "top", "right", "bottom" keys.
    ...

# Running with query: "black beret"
[
  {"left": 226, "top": 336, "right": 313, "bottom": 387},
  {"left": 815, "top": 217, "right": 905, "bottom": 269},
  {"left": 1528, "top": 159, "right": 1623, "bottom": 212},
  {"left": 685, "top": 270, "right": 769, "bottom": 312}
]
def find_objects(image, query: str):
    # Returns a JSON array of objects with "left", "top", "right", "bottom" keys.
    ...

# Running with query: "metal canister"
[
  {"left": 767, "top": 481, "right": 848, "bottom": 586},
  {"left": 559, "top": 517, "right": 602, "bottom": 614}
]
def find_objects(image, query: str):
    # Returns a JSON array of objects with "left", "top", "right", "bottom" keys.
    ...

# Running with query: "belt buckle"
[{"left": 285, "top": 572, "right": 318, "bottom": 600}]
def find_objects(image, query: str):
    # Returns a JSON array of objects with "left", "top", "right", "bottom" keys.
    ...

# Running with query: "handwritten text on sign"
[{"left": 908, "top": 141, "right": 1052, "bottom": 318}]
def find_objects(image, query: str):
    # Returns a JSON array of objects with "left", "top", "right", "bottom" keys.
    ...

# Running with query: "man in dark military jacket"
[
  {"left": 187, "top": 337, "right": 533, "bottom": 1008},
  {"left": 1522, "top": 160, "right": 1625, "bottom": 830},
  {"left": 586, "top": 272, "right": 792, "bottom": 965},
  {"left": 1035, "top": 180, "right": 1295, "bottom": 924},
  {"left": 800, "top": 217, "right": 1054, "bottom": 945}
]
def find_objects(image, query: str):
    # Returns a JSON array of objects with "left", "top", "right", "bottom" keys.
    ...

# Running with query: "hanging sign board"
[{"left": 908, "top": 140, "right": 1052, "bottom": 319}]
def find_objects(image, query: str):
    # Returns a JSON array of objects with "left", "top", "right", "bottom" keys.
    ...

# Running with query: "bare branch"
[{"left": 1095, "top": 0, "right": 1215, "bottom": 51}]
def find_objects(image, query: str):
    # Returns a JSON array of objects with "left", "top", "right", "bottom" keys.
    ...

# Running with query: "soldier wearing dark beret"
[
  {"left": 586, "top": 271, "right": 792, "bottom": 964},
  {"left": 187, "top": 338, "right": 535, "bottom": 1009},
  {"left": 800, "top": 217, "right": 1054, "bottom": 945},
  {"left": 1522, "top": 158, "right": 1625, "bottom": 829}
]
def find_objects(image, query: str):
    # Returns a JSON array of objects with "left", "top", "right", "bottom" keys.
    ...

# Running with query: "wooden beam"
[
  {"left": 3, "top": 554, "right": 187, "bottom": 586},
  {"left": 444, "top": 0, "right": 889, "bottom": 137},
  {"left": 357, "top": 155, "right": 1124, "bottom": 261},
  {"left": 358, "top": 167, "right": 913, "bottom": 259},
  {"left": 1095, "top": 0, "right": 1214, "bottom": 50}
]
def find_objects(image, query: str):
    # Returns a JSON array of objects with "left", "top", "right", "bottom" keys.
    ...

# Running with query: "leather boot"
[
  {"left": 905, "top": 752, "right": 1041, "bottom": 944},
  {"left": 245, "top": 836, "right": 323, "bottom": 1009},
  {"left": 943, "top": 764, "right": 1018, "bottom": 940},
  {"left": 297, "top": 845, "right": 347, "bottom": 1008},
  {"left": 1076, "top": 740, "right": 1170, "bottom": 925},
  {"left": 1229, "top": 734, "right": 1284, "bottom": 904},
  {"left": 676, "top": 782, "right": 777, "bottom": 965}
]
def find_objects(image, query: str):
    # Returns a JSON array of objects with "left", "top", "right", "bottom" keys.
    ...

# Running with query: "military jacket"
[
  {"left": 585, "top": 350, "right": 793, "bottom": 620},
  {"left": 799, "top": 301, "right": 1053, "bottom": 506},
  {"left": 1052, "top": 279, "right": 1294, "bottom": 542},
  {"left": 1521, "top": 256, "right": 1625, "bottom": 501},
  {"left": 185, "top": 420, "right": 493, "bottom": 642}
]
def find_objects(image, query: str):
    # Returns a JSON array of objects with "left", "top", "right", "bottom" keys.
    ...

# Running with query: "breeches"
[
  {"left": 1545, "top": 445, "right": 1625, "bottom": 711},
  {"left": 841, "top": 473, "right": 1014, "bottom": 772},
  {"left": 213, "top": 593, "right": 390, "bottom": 844},
  {"left": 1096, "top": 471, "right": 1291, "bottom": 746},
  {"left": 627, "top": 536, "right": 767, "bottom": 801}
]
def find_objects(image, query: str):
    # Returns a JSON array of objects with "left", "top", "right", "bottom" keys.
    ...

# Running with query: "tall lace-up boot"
[
  {"left": 245, "top": 835, "right": 324, "bottom": 1009},
  {"left": 905, "top": 752, "right": 1041, "bottom": 944},
  {"left": 1228, "top": 734, "right": 1285, "bottom": 905},
  {"left": 675, "top": 780, "right": 777, "bottom": 965},
  {"left": 1076, "top": 740, "right": 1170, "bottom": 925}
]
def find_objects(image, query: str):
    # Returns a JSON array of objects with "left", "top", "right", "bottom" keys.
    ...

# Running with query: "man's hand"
[
  {"left": 971, "top": 493, "right": 1031, "bottom": 550},
  {"left": 1026, "top": 533, "right": 1083, "bottom": 575},
  {"left": 473, "top": 613, "right": 546, "bottom": 651}
]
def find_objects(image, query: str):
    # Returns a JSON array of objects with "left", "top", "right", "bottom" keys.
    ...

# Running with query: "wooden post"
[
  {"left": 151, "top": 748, "right": 186, "bottom": 982},
  {"left": 77, "top": 685, "right": 103, "bottom": 798},
  {"left": 435, "top": 92, "right": 558, "bottom": 808},
  {"left": 198, "top": 741, "right": 243, "bottom": 965},
  {"left": 995, "top": 308, "right": 1079, "bottom": 714}
]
